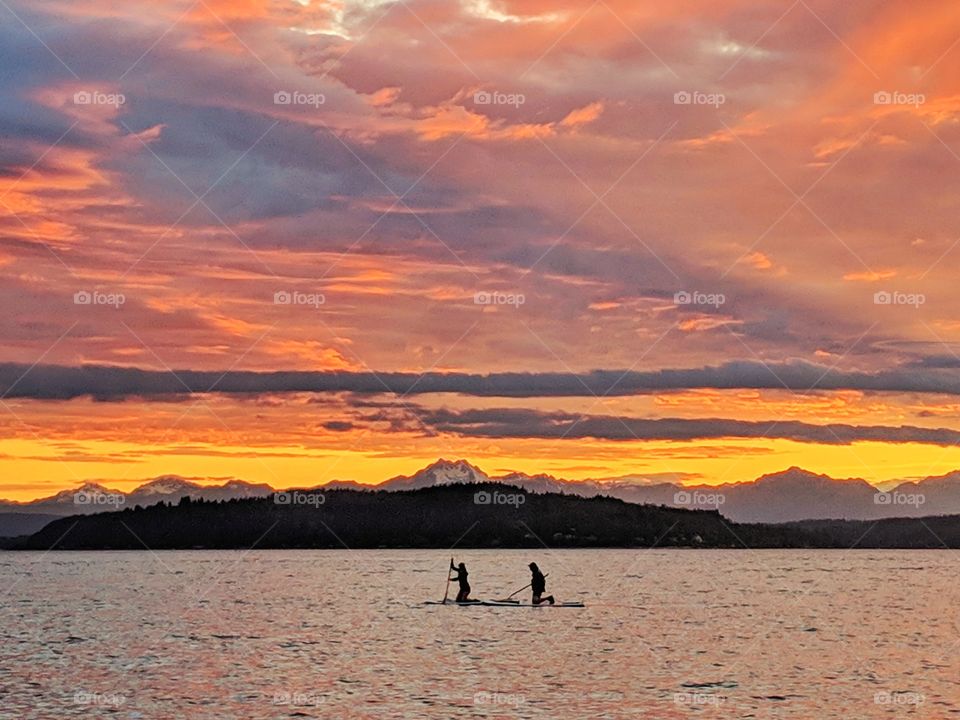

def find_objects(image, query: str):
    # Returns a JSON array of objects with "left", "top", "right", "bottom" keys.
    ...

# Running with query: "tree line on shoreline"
[{"left": 7, "top": 483, "right": 960, "bottom": 550}]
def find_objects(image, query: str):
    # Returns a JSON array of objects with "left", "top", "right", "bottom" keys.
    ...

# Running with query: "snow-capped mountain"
[
  {"left": 130, "top": 477, "right": 196, "bottom": 498},
  {"left": 42, "top": 482, "right": 116, "bottom": 508},
  {"left": 0, "top": 476, "right": 274, "bottom": 518},
  {"left": 127, "top": 477, "right": 273, "bottom": 505},
  {"left": 379, "top": 460, "right": 580, "bottom": 494},
  {"left": 380, "top": 459, "right": 491, "bottom": 489},
  {"left": 373, "top": 462, "right": 960, "bottom": 523},
  {"left": 8, "top": 461, "right": 960, "bottom": 538}
]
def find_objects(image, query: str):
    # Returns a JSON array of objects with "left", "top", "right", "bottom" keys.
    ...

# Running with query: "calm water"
[{"left": 1, "top": 549, "right": 957, "bottom": 718}]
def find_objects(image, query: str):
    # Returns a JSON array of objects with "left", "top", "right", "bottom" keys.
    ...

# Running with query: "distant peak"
[
  {"left": 428, "top": 458, "right": 478, "bottom": 469},
  {"left": 129, "top": 478, "right": 203, "bottom": 497},
  {"left": 44, "top": 482, "right": 115, "bottom": 504},
  {"left": 753, "top": 467, "right": 873, "bottom": 490},
  {"left": 222, "top": 479, "right": 265, "bottom": 488},
  {"left": 422, "top": 458, "right": 487, "bottom": 477},
  {"left": 497, "top": 470, "right": 557, "bottom": 481},
  {"left": 381, "top": 458, "right": 491, "bottom": 488},
  {"left": 782, "top": 466, "right": 818, "bottom": 475},
  {"left": 758, "top": 466, "right": 826, "bottom": 481},
  {"left": 59, "top": 481, "right": 111, "bottom": 495},
  {"left": 136, "top": 476, "right": 198, "bottom": 488},
  {"left": 77, "top": 481, "right": 111, "bottom": 491}
]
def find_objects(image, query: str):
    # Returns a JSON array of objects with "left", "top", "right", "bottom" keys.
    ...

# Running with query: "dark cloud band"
[
  {"left": 2, "top": 359, "right": 960, "bottom": 400},
  {"left": 418, "top": 407, "right": 960, "bottom": 446}
]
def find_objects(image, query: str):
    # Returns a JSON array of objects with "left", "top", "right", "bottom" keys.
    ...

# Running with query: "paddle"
[
  {"left": 499, "top": 573, "right": 549, "bottom": 602},
  {"left": 442, "top": 557, "right": 453, "bottom": 604}
]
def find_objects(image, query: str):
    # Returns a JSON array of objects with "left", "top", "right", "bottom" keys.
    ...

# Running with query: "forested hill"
[
  {"left": 10, "top": 482, "right": 960, "bottom": 550},
  {"left": 11, "top": 483, "right": 779, "bottom": 550}
]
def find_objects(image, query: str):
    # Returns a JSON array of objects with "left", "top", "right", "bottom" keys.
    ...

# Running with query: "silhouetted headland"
[{"left": 7, "top": 482, "right": 960, "bottom": 550}]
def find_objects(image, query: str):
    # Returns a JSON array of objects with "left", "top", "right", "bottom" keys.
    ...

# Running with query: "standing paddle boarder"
[
  {"left": 528, "top": 562, "right": 554, "bottom": 605},
  {"left": 449, "top": 560, "right": 471, "bottom": 603}
]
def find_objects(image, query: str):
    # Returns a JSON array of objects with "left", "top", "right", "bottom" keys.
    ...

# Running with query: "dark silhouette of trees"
[{"left": 10, "top": 482, "right": 960, "bottom": 550}]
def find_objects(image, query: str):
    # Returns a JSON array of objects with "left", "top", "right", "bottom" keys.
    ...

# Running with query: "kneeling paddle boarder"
[{"left": 528, "top": 562, "right": 554, "bottom": 605}]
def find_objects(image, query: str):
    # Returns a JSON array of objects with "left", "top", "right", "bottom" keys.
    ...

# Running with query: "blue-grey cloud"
[
  {"left": 418, "top": 407, "right": 960, "bottom": 445},
  {"left": 3, "top": 358, "right": 960, "bottom": 400}
]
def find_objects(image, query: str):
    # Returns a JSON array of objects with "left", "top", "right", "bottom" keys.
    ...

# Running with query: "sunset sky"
[{"left": 4, "top": 0, "right": 960, "bottom": 500}]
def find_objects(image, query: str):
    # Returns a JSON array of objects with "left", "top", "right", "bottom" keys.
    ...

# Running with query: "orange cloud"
[
  {"left": 843, "top": 270, "right": 897, "bottom": 282},
  {"left": 560, "top": 102, "right": 604, "bottom": 128}
]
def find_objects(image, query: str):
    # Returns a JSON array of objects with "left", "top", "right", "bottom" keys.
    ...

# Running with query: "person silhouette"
[
  {"left": 528, "top": 562, "right": 554, "bottom": 605},
  {"left": 450, "top": 560, "right": 471, "bottom": 602}
]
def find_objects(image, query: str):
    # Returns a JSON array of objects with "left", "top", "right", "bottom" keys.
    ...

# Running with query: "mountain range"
[
  {"left": 2, "top": 460, "right": 958, "bottom": 536},
  {"left": 0, "top": 477, "right": 274, "bottom": 535},
  {"left": 15, "top": 481, "right": 960, "bottom": 551},
  {"left": 336, "top": 459, "right": 959, "bottom": 523}
]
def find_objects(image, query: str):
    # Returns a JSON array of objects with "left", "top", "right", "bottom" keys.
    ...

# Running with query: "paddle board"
[{"left": 424, "top": 599, "right": 585, "bottom": 607}]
